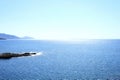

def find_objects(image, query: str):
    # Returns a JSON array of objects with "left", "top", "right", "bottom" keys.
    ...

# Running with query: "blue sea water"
[{"left": 0, "top": 39, "right": 120, "bottom": 80}]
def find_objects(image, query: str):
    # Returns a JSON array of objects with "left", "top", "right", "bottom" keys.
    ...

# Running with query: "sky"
[{"left": 0, "top": 0, "right": 120, "bottom": 40}]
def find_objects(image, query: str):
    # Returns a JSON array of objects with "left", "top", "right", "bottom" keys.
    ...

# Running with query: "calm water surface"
[{"left": 0, "top": 39, "right": 120, "bottom": 80}]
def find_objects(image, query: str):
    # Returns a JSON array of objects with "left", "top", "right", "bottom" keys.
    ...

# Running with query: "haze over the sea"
[{"left": 0, "top": 0, "right": 120, "bottom": 40}]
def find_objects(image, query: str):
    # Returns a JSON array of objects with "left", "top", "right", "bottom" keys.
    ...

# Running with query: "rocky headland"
[{"left": 0, "top": 52, "right": 37, "bottom": 59}]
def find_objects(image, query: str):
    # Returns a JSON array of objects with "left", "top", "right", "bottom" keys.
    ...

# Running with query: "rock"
[
  {"left": 0, "top": 52, "right": 37, "bottom": 59},
  {"left": 0, "top": 38, "right": 6, "bottom": 40},
  {"left": 0, "top": 53, "right": 13, "bottom": 59}
]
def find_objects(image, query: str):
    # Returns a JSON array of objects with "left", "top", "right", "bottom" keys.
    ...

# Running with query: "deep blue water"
[{"left": 0, "top": 39, "right": 120, "bottom": 80}]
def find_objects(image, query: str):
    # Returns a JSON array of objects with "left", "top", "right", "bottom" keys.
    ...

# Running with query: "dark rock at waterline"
[
  {"left": 0, "top": 52, "right": 37, "bottom": 59},
  {"left": 0, "top": 38, "right": 6, "bottom": 40}
]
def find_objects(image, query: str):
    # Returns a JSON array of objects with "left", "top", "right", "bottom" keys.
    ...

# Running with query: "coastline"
[{"left": 0, "top": 52, "right": 37, "bottom": 59}]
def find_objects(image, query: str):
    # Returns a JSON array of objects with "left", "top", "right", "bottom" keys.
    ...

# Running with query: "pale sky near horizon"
[{"left": 0, "top": 0, "right": 120, "bottom": 40}]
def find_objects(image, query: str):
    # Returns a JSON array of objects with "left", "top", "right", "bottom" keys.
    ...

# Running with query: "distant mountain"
[
  {"left": 0, "top": 33, "right": 20, "bottom": 39},
  {"left": 21, "top": 36, "right": 34, "bottom": 39},
  {"left": 0, "top": 33, "right": 33, "bottom": 40}
]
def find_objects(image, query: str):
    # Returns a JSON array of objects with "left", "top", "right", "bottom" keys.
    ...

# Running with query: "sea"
[{"left": 0, "top": 39, "right": 120, "bottom": 80}]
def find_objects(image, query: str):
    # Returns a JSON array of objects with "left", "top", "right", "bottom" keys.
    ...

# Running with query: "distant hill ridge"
[
  {"left": 0, "top": 33, "right": 19, "bottom": 39},
  {"left": 0, "top": 33, "right": 33, "bottom": 39}
]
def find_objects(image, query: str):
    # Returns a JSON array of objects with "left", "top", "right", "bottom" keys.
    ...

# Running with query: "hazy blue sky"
[{"left": 0, "top": 0, "right": 120, "bottom": 40}]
